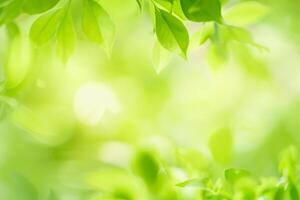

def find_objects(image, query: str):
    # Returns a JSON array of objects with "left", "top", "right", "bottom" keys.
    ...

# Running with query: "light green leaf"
[
  {"left": 56, "top": 12, "right": 76, "bottom": 63},
  {"left": 153, "top": 39, "right": 171, "bottom": 74},
  {"left": 180, "top": 0, "right": 222, "bottom": 22},
  {"left": 208, "top": 127, "right": 233, "bottom": 164},
  {"left": 4, "top": 36, "right": 32, "bottom": 89},
  {"left": 23, "top": 0, "right": 59, "bottom": 14},
  {"left": 224, "top": 1, "right": 269, "bottom": 26},
  {"left": 155, "top": 7, "right": 189, "bottom": 56},
  {"left": 224, "top": 168, "right": 250, "bottom": 184},
  {"left": 0, "top": 0, "right": 14, "bottom": 8},
  {"left": 82, "top": 0, "right": 115, "bottom": 53},
  {"left": 30, "top": 9, "right": 64, "bottom": 45}
]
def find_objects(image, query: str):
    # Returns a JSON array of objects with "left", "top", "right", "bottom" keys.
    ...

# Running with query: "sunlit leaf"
[
  {"left": 0, "top": 0, "right": 23, "bottom": 24},
  {"left": 153, "top": 39, "right": 172, "bottom": 74},
  {"left": 23, "top": 0, "right": 59, "bottom": 14},
  {"left": 4, "top": 36, "right": 32, "bottom": 89},
  {"left": 224, "top": 1, "right": 269, "bottom": 26},
  {"left": 56, "top": 11, "right": 76, "bottom": 63},
  {"left": 82, "top": 0, "right": 116, "bottom": 54},
  {"left": 208, "top": 128, "right": 233, "bottom": 164},
  {"left": 155, "top": 7, "right": 189, "bottom": 56},
  {"left": 224, "top": 168, "right": 250, "bottom": 184},
  {"left": 180, "top": 0, "right": 222, "bottom": 22},
  {"left": 30, "top": 9, "right": 64, "bottom": 45}
]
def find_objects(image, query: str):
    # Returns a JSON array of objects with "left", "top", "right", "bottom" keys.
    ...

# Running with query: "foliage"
[{"left": 0, "top": 0, "right": 300, "bottom": 199}]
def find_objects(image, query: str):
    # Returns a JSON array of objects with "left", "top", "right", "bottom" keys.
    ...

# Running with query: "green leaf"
[
  {"left": 4, "top": 36, "right": 32, "bottom": 89},
  {"left": 224, "top": 168, "right": 250, "bottom": 184},
  {"left": 56, "top": 12, "right": 76, "bottom": 63},
  {"left": 30, "top": 9, "right": 64, "bottom": 45},
  {"left": 0, "top": 0, "right": 23, "bottom": 24},
  {"left": 208, "top": 127, "right": 233, "bottom": 164},
  {"left": 0, "top": 0, "right": 14, "bottom": 8},
  {"left": 180, "top": 0, "right": 222, "bottom": 22},
  {"left": 289, "top": 182, "right": 299, "bottom": 200},
  {"left": 224, "top": 1, "right": 269, "bottom": 26},
  {"left": 6, "top": 22, "right": 20, "bottom": 39},
  {"left": 153, "top": 39, "right": 171, "bottom": 74},
  {"left": 23, "top": 0, "right": 59, "bottom": 14},
  {"left": 82, "top": 0, "right": 116, "bottom": 53},
  {"left": 136, "top": 0, "right": 143, "bottom": 10},
  {"left": 155, "top": 7, "right": 189, "bottom": 56},
  {"left": 132, "top": 151, "right": 159, "bottom": 185}
]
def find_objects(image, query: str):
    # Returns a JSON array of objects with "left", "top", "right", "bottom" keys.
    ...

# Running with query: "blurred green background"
[{"left": 0, "top": 0, "right": 300, "bottom": 199}]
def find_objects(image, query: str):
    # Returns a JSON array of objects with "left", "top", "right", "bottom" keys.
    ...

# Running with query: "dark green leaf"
[
  {"left": 180, "top": 0, "right": 222, "bottom": 22},
  {"left": 155, "top": 7, "right": 189, "bottom": 56},
  {"left": 132, "top": 151, "right": 159, "bottom": 185}
]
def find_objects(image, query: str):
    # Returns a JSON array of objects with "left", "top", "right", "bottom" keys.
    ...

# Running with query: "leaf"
[
  {"left": 208, "top": 127, "right": 233, "bottom": 164},
  {"left": 0, "top": 0, "right": 23, "bottom": 24},
  {"left": 56, "top": 12, "right": 76, "bottom": 63},
  {"left": 289, "top": 182, "right": 299, "bottom": 200},
  {"left": 155, "top": 7, "right": 189, "bottom": 56},
  {"left": 82, "top": 0, "right": 115, "bottom": 53},
  {"left": 0, "top": 0, "right": 14, "bottom": 8},
  {"left": 6, "top": 22, "right": 20, "bottom": 39},
  {"left": 224, "top": 1, "right": 269, "bottom": 26},
  {"left": 176, "top": 178, "right": 208, "bottom": 187},
  {"left": 153, "top": 39, "right": 171, "bottom": 74},
  {"left": 180, "top": 0, "right": 222, "bottom": 22},
  {"left": 30, "top": 9, "right": 64, "bottom": 45},
  {"left": 23, "top": 0, "right": 59, "bottom": 14},
  {"left": 4, "top": 36, "right": 32, "bottom": 89},
  {"left": 132, "top": 151, "right": 159, "bottom": 185},
  {"left": 136, "top": 0, "right": 143, "bottom": 10},
  {"left": 224, "top": 168, "right": 250, "bottom": 184}
]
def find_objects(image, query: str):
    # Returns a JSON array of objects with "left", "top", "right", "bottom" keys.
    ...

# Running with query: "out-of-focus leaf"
[
  {"left": 180, "top": 0, "right": 222, "bottom": 22},
  {"left": 289, "top": 182, "right": 299, "bottom": 200},
  {"left": 30, "top": 9, "right": 64, "bottom": 45},
  {"left": 6, "top": 22, "right": 20, "bottom": 39},
  {"left": 47, "top": 190, "right": 58, "bottom": 200},
  {"left": 56, "top": 12, "right": 76, "bottom": 63},
  {"left": 0, "top": 0, "right": 23, "bottom": 24},
  {"left": 224, "top": 1, "right": 269, "bottom": 26},
  {"left": 10, "top": 173, "right": 38, "bottom": 200},
  {"left": 136, "top": 0, "right": 143, "bottom": 10},
  {"left": 23, "top": 0, "right": 59, "bottom": 14},
  {"left": 278, "top": 146, "right": 298, "bottom": 178},
  {"left": 153, "top": 39, "right": 172, "bottom": 74},
  {"left": 208, "top": 128, "right": 233, "bottom": 164},
  {"left": 4, "top": 36, "right": 32, "bottom": 89},
  {"left": 132, "top": 151, "right": 159, "bottom": 185},
  {"left": 176, "top": 178, "right": 207, "bottom": 187},
  {"left": 274, "top": 186, "right": 285, "bottom": 200},
  {"left": 0, "top": 0, "right": 13, "bottom": 7},
  {"left": 82, "top": 0, "right": 115, "bottom": 54},
  {"left": 224, "top": 168, "right": 250, "bottom": 184},
  {"left": 155, "top": 7, "right": 189, "bottom": 57}
]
